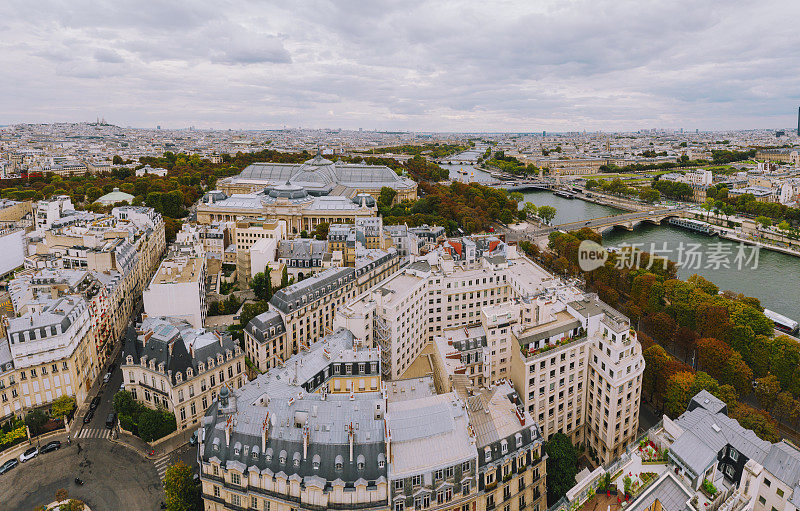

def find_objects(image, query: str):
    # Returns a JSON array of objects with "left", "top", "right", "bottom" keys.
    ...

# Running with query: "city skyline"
[{"left": 2, "top": 0, "right": 799, "bottom": 131}]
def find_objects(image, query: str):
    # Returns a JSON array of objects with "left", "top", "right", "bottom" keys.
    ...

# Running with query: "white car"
[{"left": 19, "top": 446, "right": 38, "bottom": 462}]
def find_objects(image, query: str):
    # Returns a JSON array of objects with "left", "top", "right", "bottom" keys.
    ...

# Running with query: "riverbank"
[{"left": 717, "top": 230, "right": 800, "bottom": 258}]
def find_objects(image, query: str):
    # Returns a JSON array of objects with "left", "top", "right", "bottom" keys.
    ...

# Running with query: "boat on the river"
[
  {"left": 764, "top": 309, "right": 799, "bottom": 335},
  {"left": 667, "top": 217, "right": 716, "bottom": 235}
]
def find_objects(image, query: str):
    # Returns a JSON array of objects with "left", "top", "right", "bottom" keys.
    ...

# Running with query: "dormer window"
[
  {"left": 357, "top": 454, "right": 365, "bottom": 470},
  {"left": 279, "top": 450, "right": 287, "bottom": 464},
  {"left": 484, "top": 447, "right": 491, "bottom": 462},
  {"left": 335, "top": 455, "right": 344, "bottom": 470},
  {"left": 187, "top": 368, "right": 193, "bottom": 378},
  {"left": 515, "top": 433, "right": 523, "bottom": 448},
  {"left": 313, "top": 454, "right": 321, "bottom": 470},
  {"left": 501, "top": 440, "right": 508, "bottom": 455}
]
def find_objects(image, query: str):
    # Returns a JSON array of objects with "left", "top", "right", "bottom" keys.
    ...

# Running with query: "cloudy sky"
[{"left": 1, "top": 0, "right": 798, "bottom": 132}]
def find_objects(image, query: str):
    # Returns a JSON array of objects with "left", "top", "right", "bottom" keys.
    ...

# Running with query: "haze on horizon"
[{"left": 1, "top": 0, "right": 799, "bottom": 132}]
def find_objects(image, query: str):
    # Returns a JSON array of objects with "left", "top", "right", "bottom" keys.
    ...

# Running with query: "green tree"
[
  {"left": 112, "top": 155, "right": 124, "bottom": 165},
  {"left": 281, "top": 266, "right": 289, "bottom": 288},
  {"left": 773, "top": 391, "right": 795, "bottom": 421},
  {"left": 250, "top": 271, "right": 272, "bottom": 301},
  {"left": 756, "top": 216, "right": 772, "bottom": 229},
  {"left": 312, "top": 222, "right": 330, "bottom": 240},
  {"left": 137, "top": 408, "right": 177, "bottom": 442},
  {"left": 537, "top": 205, "right": 557, "bottom": 225},
  {"left": 25, "top": 409, "right": 48, "bottom": 436},
  {"left": 731, "top": 403, "right": 779, "bottom": 442},
  {"left": 642, "top": 344, "right": 669, "bottom": 401},
  {"left": 51, "top": 396, "right": 76, "bottom": 419},
  {"left": 113, "top": 390, "right": 138, "bottom": 416},
  {"left": 59, "top": 500, "right": 85, "bottom": 511},
  {"left": 378, "top": 186, "right": 397, "bottom": 209},
  {"left": 164, "top": 461, "right": 201, "bottom": 511},
  {"left": 522, "top": 202, "right": 538, "bottom": 219},
  {"left": 755, "top": 374, "right": 781, "bottom": 410},
  {"left": 86, "top": 187, "right": 103, "bottom": 203},
  {"left": 544, "top": 433, "right": 579, "bottom": 506},
  {"left": 639, "top": 188, "right": 661, "bottom": 203}
]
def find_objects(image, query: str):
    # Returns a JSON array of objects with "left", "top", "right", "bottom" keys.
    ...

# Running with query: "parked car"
[
  {"left": 102, "top": 373, "right": 111, "bottom": 384},
  {"left": 89, "top": 396, "right": 101, "bottom": 411},
  {"left": 105, "top": 412, "right": 116, "bottom": 429},
  {"left": 83, "top": 409, "right": 95, "bottom": 424},
  {"left": 19, "top": 446, "right": 39, "bottom": 462},
  {"left": 0, "top": 458, "right": 18, "bottom": 475},
  {"left": 40, "top": 440, "right": 61, "bottom": 454}
]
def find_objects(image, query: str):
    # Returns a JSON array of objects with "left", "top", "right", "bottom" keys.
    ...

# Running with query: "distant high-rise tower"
[{"left": 796, "top": 106, "right": 799, "bottom": 136}]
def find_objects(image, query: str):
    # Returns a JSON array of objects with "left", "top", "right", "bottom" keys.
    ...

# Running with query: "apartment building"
[
  {"left": 175, "top": 222, "right": 232, "bottom": 259},
  {"left": 507, "top": 294, "right": 644, "bottom": 465},
  {"left": 2, "top": 296, "right": 96, "bottom": 415},
  {"left": 198, "top": 332, "right": 548, "bottom": 511},
  {"left": 386, "top": 386, "right": 478, "bottom": 511},
  {"left": 431, "top": 324, "right": 487, "bottom": 391},
  {"left": 143, "top": 255, "right": 207, "bottom": 329},
  {"left": 465, "top": 382, "right": 547, "bottom": 511},
  {"left": 35, "top": 195, "right": 75, "bottom": 231},
  {"left": 234, "top": 219, "right": 287, "bottom": 284},
  {"left": 244, "top": 251, "right": 402, "bottom": 372},
  {"left": 336, "top": 250, "right": 555, "bottom": 379},
  {"left": 121, "top": 316, "right": 244, "bottom": 430},
  {"left": 199, "top": 331, "right": 389, "bottom": 511},
  {"left": 336, "top": 248, "right": 643, "bottom": 465}
]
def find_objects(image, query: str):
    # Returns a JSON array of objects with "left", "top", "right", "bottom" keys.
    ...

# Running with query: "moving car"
[
  {"left": 105, "top": 412, "right": 116, "bottom": 429},
  {"left": 40, "top": 440, "right": 61, "bottom": 454},
  {"left": 19, "top": 446, "right": 39, "bottom": 462},
  {"left": 102, "top": 373, "right": 111, "bottom": 384},
  {"left": 83, "top": 409, "right": 95, "bottom": 424},
  {"left": 0, "top": 458, "right": 18, "bottom": 475}
]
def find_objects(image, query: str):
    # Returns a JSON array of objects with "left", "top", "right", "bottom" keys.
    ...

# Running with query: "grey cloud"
[
  {"left": 0, "top": 0, "right": 799, "bottom": 130},
  {"left": 94, "top": 48, "right": 125, "bottom": 63}
]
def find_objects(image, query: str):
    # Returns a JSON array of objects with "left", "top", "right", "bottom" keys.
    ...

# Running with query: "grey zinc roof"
[
  {"left": 123, "top": 317, "right": 239, "bottom": 384},
  {"left": 246, "top": 309, "right": 285, "bottom": 344},
  {"left": 628, "top": 472, "right": 692, "bottom": 511},
  {"left": 200, "top": 369, "right": 386, "bottom": 484},
  {"left": 269, "top": 267, "right": 355, "bottom": 314},
  {"left": 670, "top": 405, "right": 772, "bottom": 476},
  {"left": 763, "top": 441, "right": 800, "bottom": 488},
  {"left": 386, "top": 392, "right": 475, "bottom": 479},
  {"left": 277, "top": 239, "right": 326, "bottom": 261},
  {"left": 229, "top": 157, "right": 415, "bottom": 193},
  {"left": 688, "top": 389, "right": 727, "bottom": 415}
]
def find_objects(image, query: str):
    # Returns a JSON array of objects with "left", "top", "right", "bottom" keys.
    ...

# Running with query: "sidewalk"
[
  {"left": 112, "top": 427, "right": 196, "bottom": 460},
  {"left": 0, "top": 429, "right": 70, "bottom": 465}
]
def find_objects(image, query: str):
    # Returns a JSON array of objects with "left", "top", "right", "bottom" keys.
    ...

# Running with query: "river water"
[
  {"left": 442, "top": 146, "right": 495, "bottom": 183},
  {"left": 521, "top": 190, "right": 800, "bottom": 321}
]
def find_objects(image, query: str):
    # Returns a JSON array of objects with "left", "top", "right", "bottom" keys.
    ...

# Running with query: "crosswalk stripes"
[
  {"left": 75, "top": 427, "right": 112, "bottom": 439},
  {"left": 154, "top": 454, "right": 172, "bottom": 481}
]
